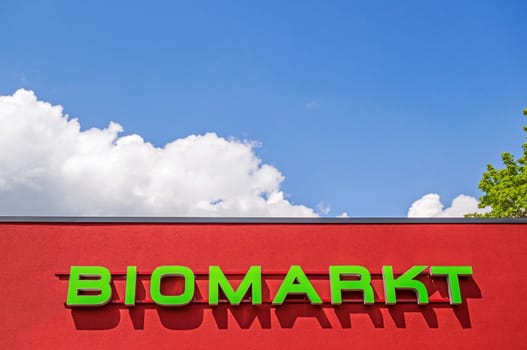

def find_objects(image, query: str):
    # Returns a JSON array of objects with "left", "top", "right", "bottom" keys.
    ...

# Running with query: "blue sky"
[{"left": 1, "top": 0, "right": 526, "bottom": 216}]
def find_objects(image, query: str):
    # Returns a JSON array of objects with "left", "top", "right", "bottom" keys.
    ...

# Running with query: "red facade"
[{"left": 1, "top": 220, "right": 526, "bottom": 349}]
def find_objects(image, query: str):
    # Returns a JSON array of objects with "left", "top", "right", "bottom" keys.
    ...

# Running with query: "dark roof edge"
[{"left": 0, "top": 216, "right": 525, "bottom": 224}]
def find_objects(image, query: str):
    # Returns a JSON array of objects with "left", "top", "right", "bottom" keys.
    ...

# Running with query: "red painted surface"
[{"left": 1, "top": 222, "right": 526, "bottom": 349}]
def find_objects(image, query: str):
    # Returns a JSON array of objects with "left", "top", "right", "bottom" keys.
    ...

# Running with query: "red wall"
[{"left": 1, "top": 222, "right": 526, "bottom": 349}]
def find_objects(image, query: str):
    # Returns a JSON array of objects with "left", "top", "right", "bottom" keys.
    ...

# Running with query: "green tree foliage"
[{"left": 467, "top": 109, "right": 527, "bottom": 217}]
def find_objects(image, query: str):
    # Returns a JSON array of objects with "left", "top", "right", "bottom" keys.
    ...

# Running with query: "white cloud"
[
  {"left": 408, "top": 193, "right": 491, "bottom": 218},
  {"left": 316, "top": 202, "right": 330, "bottom": 216},
  {"left": 0, "top": 89, "right": 317, "bottom": 217}
]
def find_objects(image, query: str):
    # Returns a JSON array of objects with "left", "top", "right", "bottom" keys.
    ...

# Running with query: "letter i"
[{"left": 125, "top": 266, "right": 137, "bottom": 306}]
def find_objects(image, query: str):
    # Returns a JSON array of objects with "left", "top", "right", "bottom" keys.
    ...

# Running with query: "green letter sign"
[
  {"left": 273, "top": 265, "right": 322, "bottom": 305},
  {"left": 430, "top": 266, "right": 473, "bottom": 304},
  {"left": 329, "top": 265, "right": 375, "bottom": 304},
  {"left": 383, "top": 265, "right": 429, "bottom": 305},
  {"left": 209, "top": 265, "right": 262, "bottom": 305},
  {"left": 150, "top": 266, "right": 195, "bottom": 306},
  {"left": 124, "top": 266, "right": 137, "bottom": 306},
  {"left": 64, "top": 264, "right": 473, "bottom": 307},
  {"left": 66, "top": 266, "right": 112, "bottom": 306}
]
